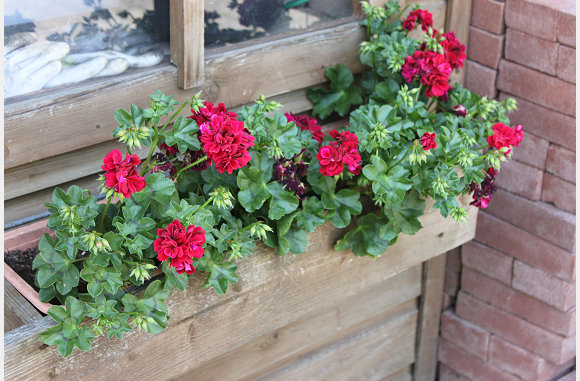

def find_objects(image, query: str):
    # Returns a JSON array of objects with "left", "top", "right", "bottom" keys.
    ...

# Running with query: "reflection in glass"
[
  {"left": 4, "top": 0, "right": 170, "bottom": 99},
  {"left": 205, "top": 0, "right": 353, "bottom": 47}
]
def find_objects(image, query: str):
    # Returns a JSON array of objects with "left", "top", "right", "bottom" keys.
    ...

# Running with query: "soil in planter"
[{"left": 5, "top": 248, "right": 40, "bottom": 292}]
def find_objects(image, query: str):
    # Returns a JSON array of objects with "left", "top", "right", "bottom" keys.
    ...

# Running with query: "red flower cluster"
[
  {"left": 470, "top": 168, "right": 497, "bottom": 209},
  {"left": 101, "top": 149, "right": 146, "bottom": 198},
  {"left": 440, "top": 31, "right": 466, "bottom": 70},
  {"left": 402, "top": 50, "right": 452, "bottom": 97},
  {"left": 403, "top": 9, "right": 433, "bottom": 32},
  {"left": 154, "top": 219, "right": 206, "bottom": 275},
  {"left": 317, "top": 129, "right": 362, "bottom": 176},
  {"left": 189, "top": 101, "right": 237, "bottom": 126},
  {"left": 487, "top": 123, "right": 524, "bottom": 154},
  {"left": 420, "top": 132, "right": 437, "bottom": 150},
  {"left": 200, "top": 115, "right": 255, "bottom": 174},
  {"left": 285, "top": 112, "right": 324, "bottom": 144}
]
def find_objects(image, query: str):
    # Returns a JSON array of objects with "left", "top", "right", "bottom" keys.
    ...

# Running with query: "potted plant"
[{"left": 7, "top": 1, "right": 522, "bottom": 367}]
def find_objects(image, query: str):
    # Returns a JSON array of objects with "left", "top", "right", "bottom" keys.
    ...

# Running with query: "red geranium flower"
[
  {"left": 330, "top": 129, "right": 359, "bottom": 149},
  {"left": 200, "top": 114, "right": 255, "bottom": 174},
  {"left": 285, "top": 113, "right": 324, "bottom": 144},
  {"left": 403, "top": 9, "right": 433, "bottom": 32},
  {"left": 317, "top": 130, "right": 362, "bottom": 176},
  {"left": 440, "top": 31, "right": 466, "bottom": 70},
  {"left": 420, "top": 132, "right": 437, "bottom": 150},
  {"left": 101, "top": 149, "right": 146, "bottom": 198},
  {"left": 189, "top": 101, "right": 237, "bottom": 126},
  {"left": 420, "top": 53, "right": 452, "bottom": 97},
  {"left": 317, "top": 142, "right": 345, "bottom": 177},
  {"left": 487, "top": 123, "right": 524, "bottom": 151},
  {"left": 154, "top": 220, "right": 206, "bottom": 275}
]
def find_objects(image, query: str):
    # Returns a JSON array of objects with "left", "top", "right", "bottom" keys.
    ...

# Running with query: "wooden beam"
[
  {"left": 4, "top": 282, "right": 42, "bottom": 333},
  {"left": 170, "top": 0, "right": 204, "bottom": 89},
  {"left": 413, "top": 253, "right": 447, "bottom": 381},
  {"left": 446, "top": 0, "right": 473, "bottom": 86}
]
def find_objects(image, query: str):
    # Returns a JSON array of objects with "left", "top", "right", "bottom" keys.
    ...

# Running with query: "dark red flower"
[
  {"left": 189, "top": 101, "right": 237, "bottom": 126},
  {"left": 200, "top": 114, "right": 255, "bottom": 174},
  {"left": 330, "top": 129, "right": 359, "bottom": 149},
  {"left": 487, "top": 123, "right": 524, "bottom": 151},
  {"left": 454, "top": 104, "right": 467, "bottom": 117},
  {"left": 420, "top": 132, "right": 437, "bottom": 150},
  {"left": 402, "top": 50, "right": 427, "bottom": 83},
  {"left": 154, "top": 220, "right": 206, "bottom": 275},
  {"left": 402, "top": 12, "right": 417, "bottom": 31},
  {"left": 470, "top": 168, "right": 497, "bottom": 209},
  {"left": 285, "top": 113, "right": 324, "bottom": 144},
  {"left": 420, "top": 53, "right": 452, "bottom": 97},
  {"left": 441, "top": 31, "right": 466, "bottom": 70},
  {"left": 160, "top": 143, "right": 178, "bottom": 157}
]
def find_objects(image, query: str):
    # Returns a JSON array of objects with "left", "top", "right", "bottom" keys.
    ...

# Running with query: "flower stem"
[
  {"left": 140, "top": 136, "right": 159, "bottom": 176},
  {"left": 98, "top": 197, "right": 112, "bottom": 232},
  {"left": 395, "top": 4, "right": 412, "bottom": 21},
  {"left": 159, "top": 101, "right": 191, "bottom": 134},
  {"left": 174, "top": 155, "right": 208, "bottom": 180},
  {"left": 388, "top": 143, "right": 412, "bottom": 171}
]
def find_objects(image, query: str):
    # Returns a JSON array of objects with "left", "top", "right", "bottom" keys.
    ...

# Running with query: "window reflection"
[
  {"left": 205, "top": 0, "right": 353, "bottom": 47},
  {"left": 4, "top": 0, "right": 170, "bottom": 99}
]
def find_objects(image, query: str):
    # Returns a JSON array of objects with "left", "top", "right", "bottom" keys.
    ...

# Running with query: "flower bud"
[
  {"left": 453, "top": 105, "right": 467, "bottom": 117},
  {"left": 210, "top": 186, "right": 235, "bottom": 210}
]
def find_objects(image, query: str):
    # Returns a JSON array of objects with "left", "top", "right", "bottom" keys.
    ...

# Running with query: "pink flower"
[
  {"left": 317, "top": 142, "right": 344, "bottom": 176},
  {"left": 420, "top": 132, "right": 437, "bottom": 150},
  {"left": 487, "top": 123, "right": 524, "bottom": 151},
  {"left": 101, "top": 149, "right": 146, "bottom": 198},
  {"left": 200, "top": 114, "right": 255, "bottom": 174}
]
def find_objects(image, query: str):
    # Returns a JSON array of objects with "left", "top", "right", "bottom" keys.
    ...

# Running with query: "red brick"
[
  {"left": 438, "top": 338, "right": 521, "bottom": 381},
  {"left": 546, "top": 144, "right": 576, "bottom": 183},
  {"left": 462, "top": 241, "right": 513, "bottom": 284},
  {"left": 558, "top": 370, "right": 577, "bottom": 381},
  {"left": 499, "top": 93, "right": 576, "bottom": 150},
  {"left": 542, "top": 173, "right": 576, "bottom": 214},
  {"left": 510, "top": 131, "right": 549, "bottom": 169},
  {"left": 495, "top": 159, "right": 543, "bottom": 200},
  {"left": 456, "top": 291, "right": 575, "bottom": 364},
  {"left": 441, "top": 310, "right": 491, "bottom": 360},
  {"left": 489, "top": 335, "right": 575, "bottom": 380},
  {"left": 485, "top": 189, "right": 577, "bottom": 253},
  {"left": 439, "top": 363, "right": 471, "bottom": 381},
  {"left": 468, "top": 27, "right": 505, "bottom": 69},
  {"left": 476, "top": 213, "right": 575, "bottom": 281},
  {"left": 557, "top": 44, "right": 576, "bottom": 83},
  {"left": 505, "top": 28, "right": 559, "bottom": 75},
  {"left": 461, "top": 267, "right": 576, "bottom": 336},
  {"left": 464, "top": 60, "right": 498, "bottom": 99},
  {"left": 444, "top": 267, "right": 460, "bottom": 296},
  {"left": 505, "top": 0, "right": 558, "bottom": 40},
  {"left": 471, "top": 0, "right": 506, "bottom": 34},
  {"left": 498, "top": 59, "right": 575, "bottom": 116},
  {"left": 558, "top": 11, "right": 576, "bottom": 47},
  {"left": 512, "top": 260, "right": 576, "bottom": 311}
]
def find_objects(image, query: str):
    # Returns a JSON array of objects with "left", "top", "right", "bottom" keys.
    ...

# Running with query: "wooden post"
[
  {"left": 446, "top": 0, "right": 473, "bottom": 85},
  {"left": 413, "top": 253, "right": 447, "bottom": 381},
  {"left": 170, "top": 0, "right": 204, "bottom": 89}
]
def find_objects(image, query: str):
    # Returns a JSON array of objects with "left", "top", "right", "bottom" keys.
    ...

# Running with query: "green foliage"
[{"left": 308, "top": 64, "right": 363, "bottom": 119}]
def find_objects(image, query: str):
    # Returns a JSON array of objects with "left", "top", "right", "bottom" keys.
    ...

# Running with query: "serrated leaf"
[
  {"left": 267, "top": 182, "right": 299, "bottom": 220},
  {"left": 162, "top": 116, "right": 200, "bottom": 153},
  {"left": 295, "top": 197, "right": 327, "bottom": 232}
]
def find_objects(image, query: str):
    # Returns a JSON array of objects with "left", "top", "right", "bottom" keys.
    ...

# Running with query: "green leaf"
[
  {"left": 201, "top": 248, "right": 238, "bottom": 294},
  {"left": 237, "top": 152, "right": 275, "bottom": 212},
  {"left": 295, "top": 197, "right": 328, "bottom": 232},
  {"left": 308, "top": 64, "right": 363, "bottom": 119},
  {"left": 133, "top": 172, "right": 177, "bottom": 217},
  {"left": 122, "top": 280, "right": 170, "bottom": 333},
  {"left": 112, "top": 201, "right": 156, "bottom": 237},
  {"left": 383, "top": 190, "right": 425, "bottom": 235},
  {"left": 321, "top": 188, "right": 362, "bottom": 228},
  {"left": 80, "top": 263, "right": 124, "bottom": 298},
  {"left": 362, "top": 156, "right": 412, "bottom": 203},
  {"left": 267, "top": 182, "right": 299, "bottom": 220},
  {"left": 334, "top": 213, "right": 392, "bottom": 257},
  {"left": 162, "top": 116, "right": 200, "bottom": 153},
  {"left": 32, "top": 234, "right": 80, "bottom": 295},
  {"left": 162, "top": 262, "right": 189, "bottom": 291}
]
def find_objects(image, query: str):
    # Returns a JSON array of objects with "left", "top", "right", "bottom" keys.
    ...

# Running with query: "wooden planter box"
[{"left": 5, "top": 199, "right": 476, "bottom": 380}]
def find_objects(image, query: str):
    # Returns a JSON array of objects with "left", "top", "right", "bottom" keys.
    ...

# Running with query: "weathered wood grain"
[
  {"left": 182, "top": 266, "right": 421, "bottom": 380},
  {"left": 5, "top": 21, "right": 364, "bottom": 169},
  {"left": 170, "top": 0, "right": 204, "bottom": 89},
  {"left": 381, "top": 366, "right": 413, "bottom": 381},
  {"left": 5, "top": 198, "right": 476, "bottom": 380},
  {"left": 4, "top": 282, "right": 42, "bottom": 333},
  {"left": 446, "top": 0, "right": 473, "bottom": 86},
  {"left": 413, "top": 254, "right": 447, "bottom": 381},
  {"left": 258, "top": 303, "right": 417, "bottom": 381}
]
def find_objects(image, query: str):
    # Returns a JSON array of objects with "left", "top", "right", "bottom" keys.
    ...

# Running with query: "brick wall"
[{"left": 438, "top": 0, "right": 576, "bottom": 380}]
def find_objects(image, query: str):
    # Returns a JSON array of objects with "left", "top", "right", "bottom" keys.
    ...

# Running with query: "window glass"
[
  {"left": 205, "top": 0, "right": 353, "bottom": 48},
  {"left": 4, "top": 0, "right": 170, "bottom": 100}
]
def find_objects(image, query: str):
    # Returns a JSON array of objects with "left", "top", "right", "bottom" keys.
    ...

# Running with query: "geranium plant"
[{"left": 32, "top": 1, "right": 522, "bottom": 357}]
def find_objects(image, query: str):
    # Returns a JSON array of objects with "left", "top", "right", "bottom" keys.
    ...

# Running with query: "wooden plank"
[
  {"left": 446, "top": 0, "right": 473, "bottom": 85},
  {"left": 5, "top": 21, "right": 364, "bottom": 169},
  {"left": 258, "top": 304, "right": 417, "bottom": 381},
  {"left": 4, "top": 282, "right": 42, "bottom": 333},
  {"left": 413, "top": 254, "right": 447, "bottom": 381},
  {"left": 5, "top": 198, "right": 476, "bottom": 380},
  {"left": 181, "top": 267, "right": 421, "bottom": 380},
  {"left": 381, "top": 366, "right": 413, "bottom": 381},
  {"left": 170, "top": 0, "right": 204, "bottom": 89}
]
